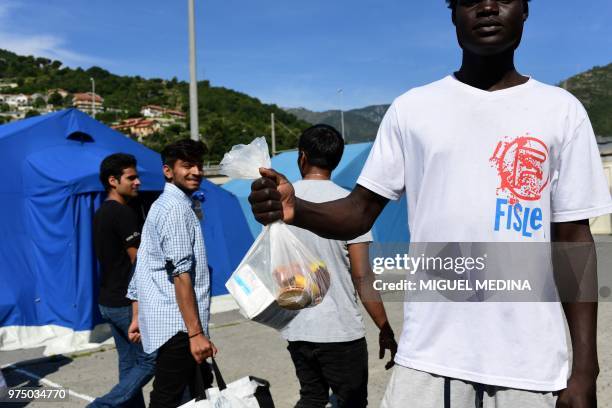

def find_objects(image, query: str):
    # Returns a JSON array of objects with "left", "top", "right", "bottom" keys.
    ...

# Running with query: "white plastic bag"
[
  {"left": 221, "top": 138, "right": 330, "bottom": 325},
  {"left": 178, "top": 359, "right": 273, "bottom": 408},
  {"left": 230, "top": 222, "right": 330, "bottom": 310},
  {"left": 204, "top": 377, "right": 261, "bottom": 408},
  {"left": 220, "top": 137, "right": 272, "bottom": 179}
]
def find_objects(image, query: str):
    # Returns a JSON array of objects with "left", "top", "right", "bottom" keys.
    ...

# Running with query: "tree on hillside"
[
  {"left": 96, "top": 111, "right": 121, "bottom": 125},
  {"left": 48, "top": 92, "right": 63, "bottom": 106},
  {"left": 25, "top": 110, "right": 40, "bottom": 118},
  {"left": 0, "top": 47, "right": 311, "bottom": 154},
  {"left": 33, "top": 97, "right": 46, "bottom": 109},
  {"left": 62, "top": 94, "right": 73, "bottom": 108}
]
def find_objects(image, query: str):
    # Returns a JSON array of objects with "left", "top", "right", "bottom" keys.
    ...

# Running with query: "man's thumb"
[{"left": 259, "top": 167, "right": 286, "bottom": 184}]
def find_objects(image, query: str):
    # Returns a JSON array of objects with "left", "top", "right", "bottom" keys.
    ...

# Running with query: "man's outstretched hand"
[{"left": 249, "top": 168, "right": 296, "bottom": 225}]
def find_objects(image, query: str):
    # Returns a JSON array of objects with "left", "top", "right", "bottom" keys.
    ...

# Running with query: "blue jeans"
[{"left": 88, "top": 305, "right": 156, "bottom": 408}]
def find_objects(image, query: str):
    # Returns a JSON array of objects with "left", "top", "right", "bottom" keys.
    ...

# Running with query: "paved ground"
[
  {"left": 3, "top": 236, "right": 612, "bottom": 407},
  {"left": 1, "top": 301, "right": 402, "bottom": 408},
  {"left": 2, "top": 301, "right": 612, "bottom": 408}
]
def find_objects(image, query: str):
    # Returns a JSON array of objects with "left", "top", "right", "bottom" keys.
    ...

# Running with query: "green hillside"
[
  {"left": 0, "top": 49, "right": 310, "bottom": 162},
  {"left": 563, "top": 63, "right": 612, "bottom": 137}
]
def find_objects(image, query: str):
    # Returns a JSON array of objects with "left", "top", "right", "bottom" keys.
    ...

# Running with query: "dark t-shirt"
[{"left": 93, "top": 200, "right": 141, "bottom": 307}]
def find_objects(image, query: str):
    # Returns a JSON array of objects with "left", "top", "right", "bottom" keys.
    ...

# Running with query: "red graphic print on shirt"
[{"left": 490, "top": 136, "right": 549, "bottom": 205}]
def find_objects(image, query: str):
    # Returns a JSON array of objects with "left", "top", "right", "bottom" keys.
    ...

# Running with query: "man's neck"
[
  {"left": 455, "top": 49, "right": 528, "bottom": 92},
  {"left": 302, "top": 168, "right": 331, "bottom": 181},
  {"left": 168, "top": 181, "right": 194, "bottom": 197},
  {"left": 106, "top": 190, "right": 127, "bottom": 205}
]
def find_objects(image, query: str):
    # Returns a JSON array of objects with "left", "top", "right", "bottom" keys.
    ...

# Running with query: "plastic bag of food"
[{"left": 221, "top": 138, "right": 330, "bottom": 327}]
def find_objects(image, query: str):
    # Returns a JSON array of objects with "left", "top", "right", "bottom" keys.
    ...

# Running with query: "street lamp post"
[
  {"left": 90, "top": 77, "right": 96, "bottom": 118},
  {"left": 188, "top": 0, "right": 200, "bottom": 141},
  {"left": 337, "top": 88, "right": 345, "bottom": 140}
]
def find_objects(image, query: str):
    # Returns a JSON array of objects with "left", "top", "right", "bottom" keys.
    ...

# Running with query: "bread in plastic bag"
[
  {"left": 256, "top": 221, "right": 330, "bottom": 310},
  {"left": 221, "top": 137, "right": 330, "bottom": 314}
]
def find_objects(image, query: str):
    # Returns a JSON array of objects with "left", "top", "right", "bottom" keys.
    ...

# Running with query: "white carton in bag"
[{"left": 226, "top": 230, "right": 298, "bottom": 330}]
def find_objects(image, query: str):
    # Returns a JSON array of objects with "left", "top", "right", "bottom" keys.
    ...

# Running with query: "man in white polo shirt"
[{"left": 247, "top": 0, "right": 612, "bottom": 406}]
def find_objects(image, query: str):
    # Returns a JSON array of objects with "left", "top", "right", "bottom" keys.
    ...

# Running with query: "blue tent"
[
  {"left": 223, "top": 142, "right": 409, "bottom": 243},
  {"left": 0, "top": 109, "right": 252, "bottom": 342}
]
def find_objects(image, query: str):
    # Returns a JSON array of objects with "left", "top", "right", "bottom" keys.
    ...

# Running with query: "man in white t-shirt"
[
  {"left": 283, "top": 124, "right": 397, "bottom": 407},
  {"left": 248, "top": 1, "right": 612, "bottom": 407}
]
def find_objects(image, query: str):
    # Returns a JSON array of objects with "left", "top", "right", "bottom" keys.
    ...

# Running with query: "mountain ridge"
[{"left": 287, "top": 63, "right": 612, "bottom": 141}]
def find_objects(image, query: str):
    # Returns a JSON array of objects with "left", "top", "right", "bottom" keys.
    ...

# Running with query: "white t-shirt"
[
  {"left": 281, "top": 180, "right": 373, "bottom": 343},
  {"left": 357, "top": 76, "right": 612, "bottom": 391}
]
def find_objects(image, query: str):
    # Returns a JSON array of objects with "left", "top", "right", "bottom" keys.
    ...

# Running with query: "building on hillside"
[
  {"left": 0, "top": 82, "right": 18, "bottom": 89},
  {"left": 73, "top": 92, "right": 104, "bottom": 114},
  {"left": 141, "top": 105, "right": 165, "bottom": 118},
  {"left": 0, "top": 94, "right": 30, "bottom": 107},
  {"left": 112, "top": 118, "right": 160, "bottom": 141},
  {"left": 166, "top": 109, "right": 186, "bottom": 119},
  {"left": 140, "top": 105, "right": 185, "bottom": 120},
  {"left": 132, "top": 119, "right": 161, "bottom": 139},
  {"left": 47, "top": 88, "right": 69, "bottom": 98}
]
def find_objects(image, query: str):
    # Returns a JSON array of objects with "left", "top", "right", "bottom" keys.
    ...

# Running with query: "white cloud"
[{"left": 0, "top": 1, "right": 105, "bottom": 67}]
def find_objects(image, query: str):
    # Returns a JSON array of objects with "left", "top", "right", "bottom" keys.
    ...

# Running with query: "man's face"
[
  {"left": 110, "top": 166, "right": 140, "bottom": 199},
  {"left": 454, "top": 0, "right": 527, "bottom": 56},
  {"left": 164, "top": 159, "right": 203, "bottom": 193}
]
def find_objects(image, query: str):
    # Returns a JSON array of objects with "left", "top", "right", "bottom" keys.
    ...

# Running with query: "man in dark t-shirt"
[
  {"left": 90, "top": 153, "right": 155, "bottom": 408},
  {"left": 95, "top": 199, "right": 141, "bottom": 307}
]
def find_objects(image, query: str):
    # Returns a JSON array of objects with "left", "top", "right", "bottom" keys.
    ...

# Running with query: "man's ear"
[
  {"left": 298, "top": 151, "right": 308, "bottom": 168},
  {"left": 108, "top": 175, "right": 119, "bottom": 189},
  {"left": 162, "top": 164, "right": 173, "bottom": 181}
]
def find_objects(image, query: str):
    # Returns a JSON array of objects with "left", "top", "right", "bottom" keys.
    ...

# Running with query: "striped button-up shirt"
[{"left": 128, "top": 183, "right": 210, "bottom": 353}]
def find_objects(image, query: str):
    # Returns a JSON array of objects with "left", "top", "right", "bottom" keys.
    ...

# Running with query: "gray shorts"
[{"left": 381, "top": 365, "right": 558, "bottom": 408}]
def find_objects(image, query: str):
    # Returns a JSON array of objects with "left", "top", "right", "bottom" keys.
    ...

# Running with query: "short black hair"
[
  {"left": 99, "top": 153, "right": 137, "bottom": 191},
  {"left": 298, "top": 124, "right": 344, "bottom": 171},
  {"left": 161, "top": 138, "right": 206, "bottom": 168},
  {"left": 446, "top": 0, "right": 530, "bottom": 12}
]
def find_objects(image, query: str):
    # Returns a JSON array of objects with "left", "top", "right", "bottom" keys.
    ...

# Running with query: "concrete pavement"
[{"left": 3, "top": 300, "right": 612, "bottom": 407}]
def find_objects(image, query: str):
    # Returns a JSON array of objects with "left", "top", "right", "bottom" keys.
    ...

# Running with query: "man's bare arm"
[
  {"left": 174, "top": 273, "right": 203, "bottom": 335},
  {"left": 126, "top": 246, "right": 140, "bottom": 342},
  {"left": 128, "top": 300, "right": 141, "bottom": 343},
  {"left": 249, "top": 169, "right": 389, "bottom": 240},
  {"left": 127, "top": 247, "right": 138, "bottom": 265},
  {"left": 553, "top": 220, "right": 598, "bottom": 407},
  {"left": 174, "top": 273, "right": 216, "bottom": 364},
  {"left": 348, "top": 242, "right": 397, "bottom": 369}
]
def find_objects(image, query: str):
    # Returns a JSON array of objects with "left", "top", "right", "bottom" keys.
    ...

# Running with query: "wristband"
[{"left": 189, "top": 330, "right": 203, "bottom": 339}]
